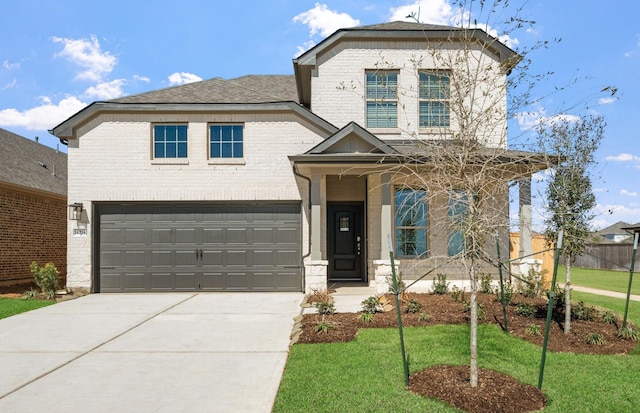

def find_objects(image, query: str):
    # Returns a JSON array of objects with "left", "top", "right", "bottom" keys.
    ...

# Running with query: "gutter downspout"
[{"left": 293, "top": 164, "right": 312, "bottom": 292}]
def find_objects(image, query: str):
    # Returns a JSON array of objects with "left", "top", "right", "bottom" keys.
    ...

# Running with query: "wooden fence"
[{"left": 570, "top": 243, "right": 640, "bottom": 272}]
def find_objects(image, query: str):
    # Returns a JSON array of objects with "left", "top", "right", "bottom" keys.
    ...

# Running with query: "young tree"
[{"left": 537, "top": 114, "right": 605, "bottom": 333}]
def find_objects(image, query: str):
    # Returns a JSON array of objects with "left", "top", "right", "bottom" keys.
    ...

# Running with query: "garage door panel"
[{"left": 97, "top": 203, "right": 301, "bottom": 292}]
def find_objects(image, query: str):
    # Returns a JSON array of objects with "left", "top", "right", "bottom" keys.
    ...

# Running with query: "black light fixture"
[{"left": 68, "top": 203, "right": 84, "bottom": 220}]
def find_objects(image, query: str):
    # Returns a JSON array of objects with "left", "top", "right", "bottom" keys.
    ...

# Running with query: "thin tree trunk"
[
  {"left": 469, "top": 264, "right": 478, "bottom": 387},
  {"left": 564, "top": 257, "right": 571, "bottom": 334}
]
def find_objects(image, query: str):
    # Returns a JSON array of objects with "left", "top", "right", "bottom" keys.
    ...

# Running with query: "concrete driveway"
[{"left": 0, "top": 292, "right": 303, "bottom": 413}]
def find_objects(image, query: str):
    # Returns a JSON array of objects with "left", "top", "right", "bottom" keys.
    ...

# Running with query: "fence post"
[{"left": 623, "top": 232, "right": 639, "bottom": 329}]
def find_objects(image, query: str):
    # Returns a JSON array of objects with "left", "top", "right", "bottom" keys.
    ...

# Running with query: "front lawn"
[
  {"left": 557, "top": 266, "right": 640, "bottom": 295},
  {"left": 274, "top": 295, "right": 640, "bottom": 412},
  {"left": 0, "top": 297, "right": 55, "bottom": 320}
]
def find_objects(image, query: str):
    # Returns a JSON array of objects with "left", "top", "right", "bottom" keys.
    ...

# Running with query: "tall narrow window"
[
  {"left": 210, "top": 124, "right": 243, "bottom": 159},
  {"left": 154, "top": 124, "right": 187, "bottom": 158},
  {"left": 366, "top": 71, "right": 398, "bottom": 128},
  {"left": 419, "top": 71, "right": 450, "bottom": 128},
  {"left": 448, "top": 190, "right": 469, "bottom": 256},
  {"left": 394, "top": 188, "right": 427, "bottom": 257}
]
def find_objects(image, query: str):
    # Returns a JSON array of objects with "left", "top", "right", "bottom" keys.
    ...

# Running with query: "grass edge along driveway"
[{"left": 0, "top": 297, "right": 54, "bottom": 320}]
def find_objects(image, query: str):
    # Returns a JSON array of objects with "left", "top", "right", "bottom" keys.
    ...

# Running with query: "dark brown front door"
[{"left": 327, "top": 203, "right": 365, "bottom": 281}]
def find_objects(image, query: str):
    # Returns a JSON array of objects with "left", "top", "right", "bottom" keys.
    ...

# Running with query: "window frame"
[
  {"left": 208, "top": 123, "right": 244, "bottom": 161},
  {"left": 152, "top": 124, "right": 188, "bottom": 160},
  {"left": 365, "top": 70, "right": 399, "bottom": 129},
  {"left": 418, "top": 70, "right": 451, "bottom": 129},
  {"left": 393, "top": 187, "right": 428, "bottom": 258},
  {"left": 448, "top": 189, "right": 469, "bottom": 257}
]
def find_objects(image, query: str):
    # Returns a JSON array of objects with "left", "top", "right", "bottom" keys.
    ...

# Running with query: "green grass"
[
  {"left": 0, "top": 297, "right": 55, "bottom": 320},
  {"left": 556, "top": 266, "right": 640, "bottom": 295},
  {"left": 275, "top": 295, "right": 640, "bottom": 412}
]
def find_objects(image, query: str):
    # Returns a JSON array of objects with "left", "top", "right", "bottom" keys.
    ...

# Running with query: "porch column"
[
  {"left": 380, "top": 173, "right": 392, "bottom": 258},
  {"left": 519, "top": 177, "right": 533, "bottom": 259},
  {"left": 310, "top": 173, "right": 325, "bottom": 260}
]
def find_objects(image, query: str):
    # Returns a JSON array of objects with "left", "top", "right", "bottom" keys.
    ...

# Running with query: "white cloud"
[
  {"left": 53, "top": 35, "right": 117, "bottom": 82},
  {"left": 515, "top": 107, "right": 579, "bottom": 131},
  {"left": 621, "top": 189, "right": 638, "bottom": 197},
  {"left": 0, "top": 96, "right": 87, "bottom": 130},
  {"left": 3, "top": 60, "right": 20, "bottom": 70},
  {"left": 1, "top": 79, "right": 17, "bottom": 90},
  {"left": 605, "top": 153, "right": 640, "bottom": 162},
  {"left": 389, "top": 1, "right": 518, "bottom": 48},
  {"left": 84, "top": 79, "right": 126, "bottom": 99},
  {"left": 390, "top": 0, "right": 460, "bottom": 26},
  {"left": 168, "top": 72, "right": 202, "bottom": 86},
  {"left": 293, "top": 3, "right": 360, "bottom": 38},
  {"left": 133, "top": 75, "right": 150, "bottom": 83},
  {"left": 598, "top": 97, "right": 617, "bottom": 105},
  {"left": 593, "top": 203, "right": 640, "bottom": 229}
]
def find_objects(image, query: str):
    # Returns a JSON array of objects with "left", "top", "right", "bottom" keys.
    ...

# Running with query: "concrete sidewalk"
[
  {"left": 0, "top": 292, "right": 302, "bottom": 413},
  {"left": 564, "top": 284, "right": 640, "bottom": 302}
]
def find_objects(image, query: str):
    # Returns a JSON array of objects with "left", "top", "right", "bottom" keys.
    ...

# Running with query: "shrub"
[
  {"left": 451, "top": 286, "right": 465, "bottom": 303},
  {"left": 405, "top": 298, "right": 422, "bottom": 314},
  {"left": 464, "top": 301, "right": 485, "bottom": 321},
  {"left": 572, "top": 301, "right": 597, "bottom": 321},
  {"left": 617, "top": 327, "right": 638, "bottom": 341},
  {"left": 546, "top": 284, "right": 567, "bottom": 315},
  {"left": 479, "top": 273, "right": 493, "bottom": 294},
  {"left": 517, "top": 267, "right": 545, "bottom": 298},
  {"left": 314, "top": 300, "right": 335, "bottom": 315},
  {"left": 418, "top": 312, "right": 430, "bottom": 322},
  {"left": 361, "top": 296, "right": 383, "bottom": 314},
  {"left": 495, "top": 281, "right": 515, "bottom": 305},
  {"left": 585, "top": 332, "right": 606, "bottom": 346},
  {"left": 515, "top": 303, "right": 536, "bottom": 318},
  {"left": 526, "top": 324, "right": 541, "bottom": 336},
  {"left": 29, "top": 262, "right": 59, "bottom": 297},
  {"left": 21, "top": 289, "right": 38, "bottom": 300},
  {"left": 359, "top": 312, "right": 374, "bottom": 323},
  {"left": 431, "top": 274, "right": 449, "bottom": 295},
  {"left": 315, "top": 321, "right": 334, "bottom": 334},
  {"left": 602, "top": 311, "right": 617, "bottom": 325},
  {"left": 386, "top": 272, "right": 406, "bottom": 295}
]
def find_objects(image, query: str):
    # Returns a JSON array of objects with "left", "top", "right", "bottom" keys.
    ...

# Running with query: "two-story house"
[{"left": 51, "top": 21, "right": 541, "bottom": 294}]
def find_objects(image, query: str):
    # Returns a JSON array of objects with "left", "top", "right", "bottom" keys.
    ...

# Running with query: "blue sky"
[{"left": 1, "top": 0, "right": 639, "bottom": 231}]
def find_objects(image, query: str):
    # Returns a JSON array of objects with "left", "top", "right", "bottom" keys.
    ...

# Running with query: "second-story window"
[
  {"left": 209, "top": 124, "right": 243, "bottom": 159},
  {"left": 419, "top": 71, "right": 450, "bottom": 128},
  {"left": 153, "top": 124, "right": 188, "bottom": 158},
  {"left": 366, "top": 71, "right": 398, "bottom": 128}
]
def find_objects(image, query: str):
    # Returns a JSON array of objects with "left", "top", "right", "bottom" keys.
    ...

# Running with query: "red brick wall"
[{"left": 0, "top": 186, "right": 67, "bottom": 286}]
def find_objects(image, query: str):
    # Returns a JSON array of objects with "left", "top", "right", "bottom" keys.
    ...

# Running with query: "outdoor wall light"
[{"left": 68, "top": 203, "right": 84, "bottom": 220}]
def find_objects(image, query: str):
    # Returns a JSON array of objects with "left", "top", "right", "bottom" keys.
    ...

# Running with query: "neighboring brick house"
[
  {"left": 0, "top": 128, "right": 67, "bottom": 286},
  {"left": 51, "top": 22, "right": 542, "bottom": 294}
]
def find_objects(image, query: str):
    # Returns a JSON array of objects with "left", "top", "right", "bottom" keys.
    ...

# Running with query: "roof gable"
[
  {"left": 0, "top": 128, "right": 67, "bottom": 197},
  {"left": 306, "top": 122, "right": 398, "bottom": 155}
]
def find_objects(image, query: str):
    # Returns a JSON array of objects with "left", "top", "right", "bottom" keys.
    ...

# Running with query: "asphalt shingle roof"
[
  {"left": 0, "top": 128, "right": 67, "bottom": 197},
  {"left": 109, "top": 75, "right": 298, "bottom": 104}
]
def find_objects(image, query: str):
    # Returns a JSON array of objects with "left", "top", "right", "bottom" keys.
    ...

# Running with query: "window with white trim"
[
  {"left": 366, "top": 70, "right": 398, "bottom": 128},
  {"left": 419, "top": 71, "right": 450, "bottom": 128}
]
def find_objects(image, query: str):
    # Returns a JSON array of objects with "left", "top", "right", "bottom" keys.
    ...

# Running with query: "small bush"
[
  {"left": 359, "top": 312, "right": 374, "bottom": 323},
  {"left": 361, "top": 296, "right": 383, "bottom": 314},
  {"left": 386, "top": 273, "right": 406, "bottom": 295},
  {"left": 315, "top": 321, "right": 334, "bottom": 334},
  {"left": 526, "top": 324, "right": 541, "bottom": 336},
  {"left": 495, "top": 281, "right": 515, "bottom": 305},
  {"left": 307, "top": 288, "right": 332, "bottom": 304},
  {"left": 515, "top": 303, "right": 536, "bottom": 318},
  {"left": 451, "top": 286, "right": 465, "bottom": 303},
  {"left": 431, "top": 274, "right": 449, "bottom": 295},
  {"left": 29, "top": 262, "right": 59, "bottom": 297},
  {"left": 418, "top": 311, "right": 430, "bottom": 322},
  {"left": 405, "top": 298, "right": 422, "bottom": 314},
  {"left": 585, "top": 332, "right": 606, "bottom": 346},
  {"left": 602, "top": 311, "right": 617, "bottom": 325},
  {"left": 547, "top": 284, "right": 567, "bottom": 314},
  {"left": 517, "top": 267, "right": 545, "bottom": 298},
  {"left": 314, "top": 300, "right": 335, "bottom": 315},
  {"left": 479, "top": 273, "right": 493, "bottom": 294},
  {"left": 617, "top": 327, "right": 638, "bottom": 341},
  {"left": 572, "top": 301, "right": 597, "bottom": 321},
  {"left": 21, "top": 289, "right": 38, "bottom": 300}
]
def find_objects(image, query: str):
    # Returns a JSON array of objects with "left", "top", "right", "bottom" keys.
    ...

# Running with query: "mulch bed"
[{"left": 295, "top": 291, "right": 638, "bottom": 413}]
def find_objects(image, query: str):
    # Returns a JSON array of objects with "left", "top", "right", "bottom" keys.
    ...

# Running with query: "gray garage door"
[{"left": 96, "top": 203, "right": 302, "bottom": 292}]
